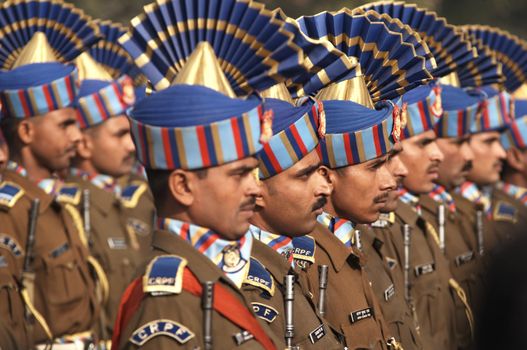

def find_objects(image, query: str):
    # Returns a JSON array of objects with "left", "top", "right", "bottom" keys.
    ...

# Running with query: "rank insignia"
[
  {"left": 143, "top": 255, "right": 187, "bottom": 295},
  {"left": 384, "top": 284, "right": 395, "bottom": 301},
  {"left": 56, "top": 183, "right": 81, "bottom": 205},
  {"left": 244, "top": 258, "right": 275, "bottom": 296},
  {"left": 251, "top": 302, "right": 278, "bottom": 323},
  {"left": 127, "top": 218, "right": 151, "bottom": 237},
  {"left": 385, "top": 257, "right": 398, "bottom": 270},
  {"left": 121, "top": 181, "right": 147, "bottom": 208},
  {"left": 0, "top": 234, "right": 23, "bottom": 257},
  {"left": 493, "top": 201, "right": 517, "bottom": 222},
  {"left": 0, "top": 181, "right": 24, "bottom": 209},
  {"left": 129, "top": 319, "right": 195, "bottom": 346}
]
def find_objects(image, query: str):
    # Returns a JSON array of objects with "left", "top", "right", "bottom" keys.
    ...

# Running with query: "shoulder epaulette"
[
  {"left": 143, "top": 255, "right": 187, "bottom": 295},
  {"left": 292, "top": 235, "right": 316, "bottom": 263},
  {"left": 493, "top": 201, "right": 517, "bottom": 222},
  {"left": 56, "top": 183, "right": 81, "bottom": 205},
  {"left": 0, "top": 181, "right": 24, "bottom": 209},
  {"left": 371, "top": 212, "right": 395, "bottom": 228},
  {"left": 121, "top": 181, "right": 147, "bottom": 208},
  {"left": 244, "top": 257, "right": 275, "bottom": 296}
]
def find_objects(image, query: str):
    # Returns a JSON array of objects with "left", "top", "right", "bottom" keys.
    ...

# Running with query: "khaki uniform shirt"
[
  {"left": 0, "top": 170, "right": 99, "bottom": 343},
  {"left": 303, "top": 223, "right": 391, "bottom": 349},
  {"left": 419, "top": 195, "right": 481, "bottom": 349},
  {"left": 370, "top": 202, "right": 457, "bottom": 350},
  {"left": 116, "top": 230, "right": 285, "bottom": 350},
  {"left": 241, "top": 239, "right": 343, "bottom": 349},
  {"left": 360, "top": 224, "right": 423, "bottom": 350},
  {"left": 486, "top": 187, "right": 527, "bottom": 245},
  {"left": 65, "top": 176, "right": 143, "bottom": 335},
  {"left": 119, "top": 176, "right": 155, "bottom": 256}
]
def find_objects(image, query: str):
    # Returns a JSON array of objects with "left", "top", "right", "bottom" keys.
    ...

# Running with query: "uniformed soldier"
[
  {"left": 242, "top": 9, "right": 355, "bottom": 348},
  {"left": 63, "top": 20, "right": 145, "bottom": 343},
  {"left": 111, "top": 0, "right": 312, "bottom": 348},
  {"left": 0, "top": 0, "right": 101, "bottom": 348},
  {"left": 297, "top": 9, "right": 437, "bottom": 349},
  {"left": 501, "top": 115, "right": 527, "bottom": 204}
]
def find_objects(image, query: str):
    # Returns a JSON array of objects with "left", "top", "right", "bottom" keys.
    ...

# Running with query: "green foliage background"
[{"left": 70, "top": 0, "right": 527, "bottom": 40}]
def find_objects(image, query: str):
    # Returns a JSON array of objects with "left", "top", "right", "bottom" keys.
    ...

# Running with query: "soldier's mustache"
[
  {"left": 462, "top": 160, "right": 473, "bottom": 172},
  {"left": 312, "top": 197, "right": 327, "bottom": 211},
  {"left": 373, "top": 192, "right": 389, "bottom": 203},
  {"left": 240, "top": 197, "right": 256, "bottom": 211}
]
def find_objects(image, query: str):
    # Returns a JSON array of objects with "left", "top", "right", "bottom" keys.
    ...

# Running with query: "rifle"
[
  {"left": 475, "top": 204, "right": 485, "bottom": 256},
  {"left": 284, "top": 274, "right": 299, "bottom": 349},
  {"left": 438, "top": 204, "right": 446, "bottom": 254},
  {"left": 82, "top": 189, "right": 92, "bottom": 247},
  {"left": 317, "top": 265, "right": 329, "bottom": 317},
  {"left": 22, "top": 199, "right": 40, "bottom": 320},
  {"left": 202, "top": 281, "right": 214, "bottom": 350}
]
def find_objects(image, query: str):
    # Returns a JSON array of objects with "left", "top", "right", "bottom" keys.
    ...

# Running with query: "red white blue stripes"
[
  {"left": 1, "top": 69, "right": 78, "bottom": 119},
  {"left": 471, "top": 91, "right": 513, "bottom": 133},
  {"left": 129, "top": 104, "right": 267, "bottom": 170},
  {"left": 77, "top": 75, "right": 134, "bottom": 128},
  {"left": 502, "top": 115, "right": 527, "bottom": 150},
  {"left": 318, "top": 110, "right": 396, "bottom": 168},
  {"left": 401, "top": 86, "right": 442, "bottom": 140},
  {"left": 257, "top": 100, "right": 323, "bottom": 179}
]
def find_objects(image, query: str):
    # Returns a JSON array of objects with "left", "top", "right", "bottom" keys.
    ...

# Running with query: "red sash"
[{"left": 112, "top": 268, "right": 277, "bottom": 350}]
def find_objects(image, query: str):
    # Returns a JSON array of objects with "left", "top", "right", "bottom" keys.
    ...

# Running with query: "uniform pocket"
[
  {"left": 0, "top": 269, "right": 25, "bottom": 327},
  {"left": 341, "top": 315, "right": 384, "bottom": 350},
  {"left": 40, "top": 244, "right": 85, "bottom": 305}
]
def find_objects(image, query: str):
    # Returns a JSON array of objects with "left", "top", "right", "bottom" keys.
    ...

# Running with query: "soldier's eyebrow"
[
  {"left": 296, "top": 162, "right": 321, "bottom": 177},
  {"left": 228, "top": 164, "right": 257, "bottom": 175}
]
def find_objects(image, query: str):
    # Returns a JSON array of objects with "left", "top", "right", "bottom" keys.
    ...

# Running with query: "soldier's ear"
[
  {"left": 168, "top": 169, "right": 195, "bottom": 206},
  {"left": 506, "top": 148, "right": 525, "bottom": 172},
  {"left": 75, "top": 132, "right": 93, "bottom": 160},
  {"left": 16, "top": 119, "right": 35, "bottom": 145}
]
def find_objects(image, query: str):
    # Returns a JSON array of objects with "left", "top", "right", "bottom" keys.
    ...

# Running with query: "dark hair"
[{"left": 0, "top": 117, "right": 20, "bottom": 150}]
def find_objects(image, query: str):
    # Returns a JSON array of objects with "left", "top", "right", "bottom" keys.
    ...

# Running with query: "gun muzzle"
[
  {"left": 318, "top": 265, "right": 329, "bottom": 317},
  {"left": 202, "top": 281, "right": 214, "bottom": 350},
  {"left": 403, "top": 224, "right": 411, "bottom": 303},
  {"left": 475, "top": 204, "right": 485, "bottom": 256},
  {"left": 438, "top": 204, "right": 446, "bottom": 254},
  {"left": 284, "top": 274, "right": 295, "bottom": 348}
]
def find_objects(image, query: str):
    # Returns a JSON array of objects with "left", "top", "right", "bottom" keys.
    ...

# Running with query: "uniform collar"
[
  {"left": 428, "top": 183, "right": 456, "bottom": 212},
  {"left": 70, "top": 167, "right": 121, "bottom": 195},
  {"left": 7, "top": 160, "right": 62, "bottom": 196},
  {"left": 496, "top": 181, "right": 527, "bottom": 206},
  {"left": 156, "top": 217, "right": 252, "bottom": 288},
  {"left": 309, "top": 223, "right": 361, "bottom": 272},
  {"left": 249, "top": 224, "right": 316, "bottom": 268},
  {"left": 317, "top": 211, "right": 356, "bottom": 248}
]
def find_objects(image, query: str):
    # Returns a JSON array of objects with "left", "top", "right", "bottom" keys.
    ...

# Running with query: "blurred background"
[{"left": 71, "top": 0, "right": 527, "bottom": 39}]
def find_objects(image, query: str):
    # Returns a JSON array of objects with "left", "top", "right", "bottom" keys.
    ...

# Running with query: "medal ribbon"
[
  {"left": 70, "top": 167, "right": 121, "bottom": 195},
  {"left": 156, "top": 217, "right": 251, "bottom": 288}
]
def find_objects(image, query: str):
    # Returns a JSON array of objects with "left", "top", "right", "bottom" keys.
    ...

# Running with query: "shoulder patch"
[
  {"left": 0, "top": 181, "right": 24, "bottom": 209},
  {"left": 56, "top": 183, "right": 81, "bottom": 205},
  {"left": 493, "top": 201, "right": 517, "bottom": 222},
  {"left": 121, "top": 181, "right": 147, "bottom": 208},
  {"left": 129, "top": 319, "right": 195, "bottom": 346},
  {"left": 251, "top": 302, "right": 279, "bottom": 323},
  {"left": 244, "top": 257, "right": 275, "bottom": 296},
  {"left": 292, "top": 235, "right": 316, "bottom": 263},
  {"left": 0, "top": 234, "right": 23, "bottom": 257},
  {"left": 143, "top": 255, "right": 187, "bottom": 295}
]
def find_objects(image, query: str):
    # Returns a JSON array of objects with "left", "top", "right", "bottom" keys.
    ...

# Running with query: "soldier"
[
  {"left": 297, "top": 9, "right": 437, "bottom": 349},
  {"left": 112, "top": 0, "right": 311, "bottom": 348},
  {"left": 243, "top": 10, "right": 355, "bottom": 348},
  {"left": 501, "top": 115, "right": 527, "bottom": 204},
  {"left": 458, "top": 26, "right": 527, "bottom": 246},
  {"left": 0, "top": 0, "right": 101, "bottom": 348},
  {"left": 64, "top": 20, "right": 144, "bottom": 343}
]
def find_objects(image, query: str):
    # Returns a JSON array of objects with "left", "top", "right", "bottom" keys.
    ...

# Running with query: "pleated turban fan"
[{"left": 0, "top": 0, "right": 100, "bottom": 119}]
